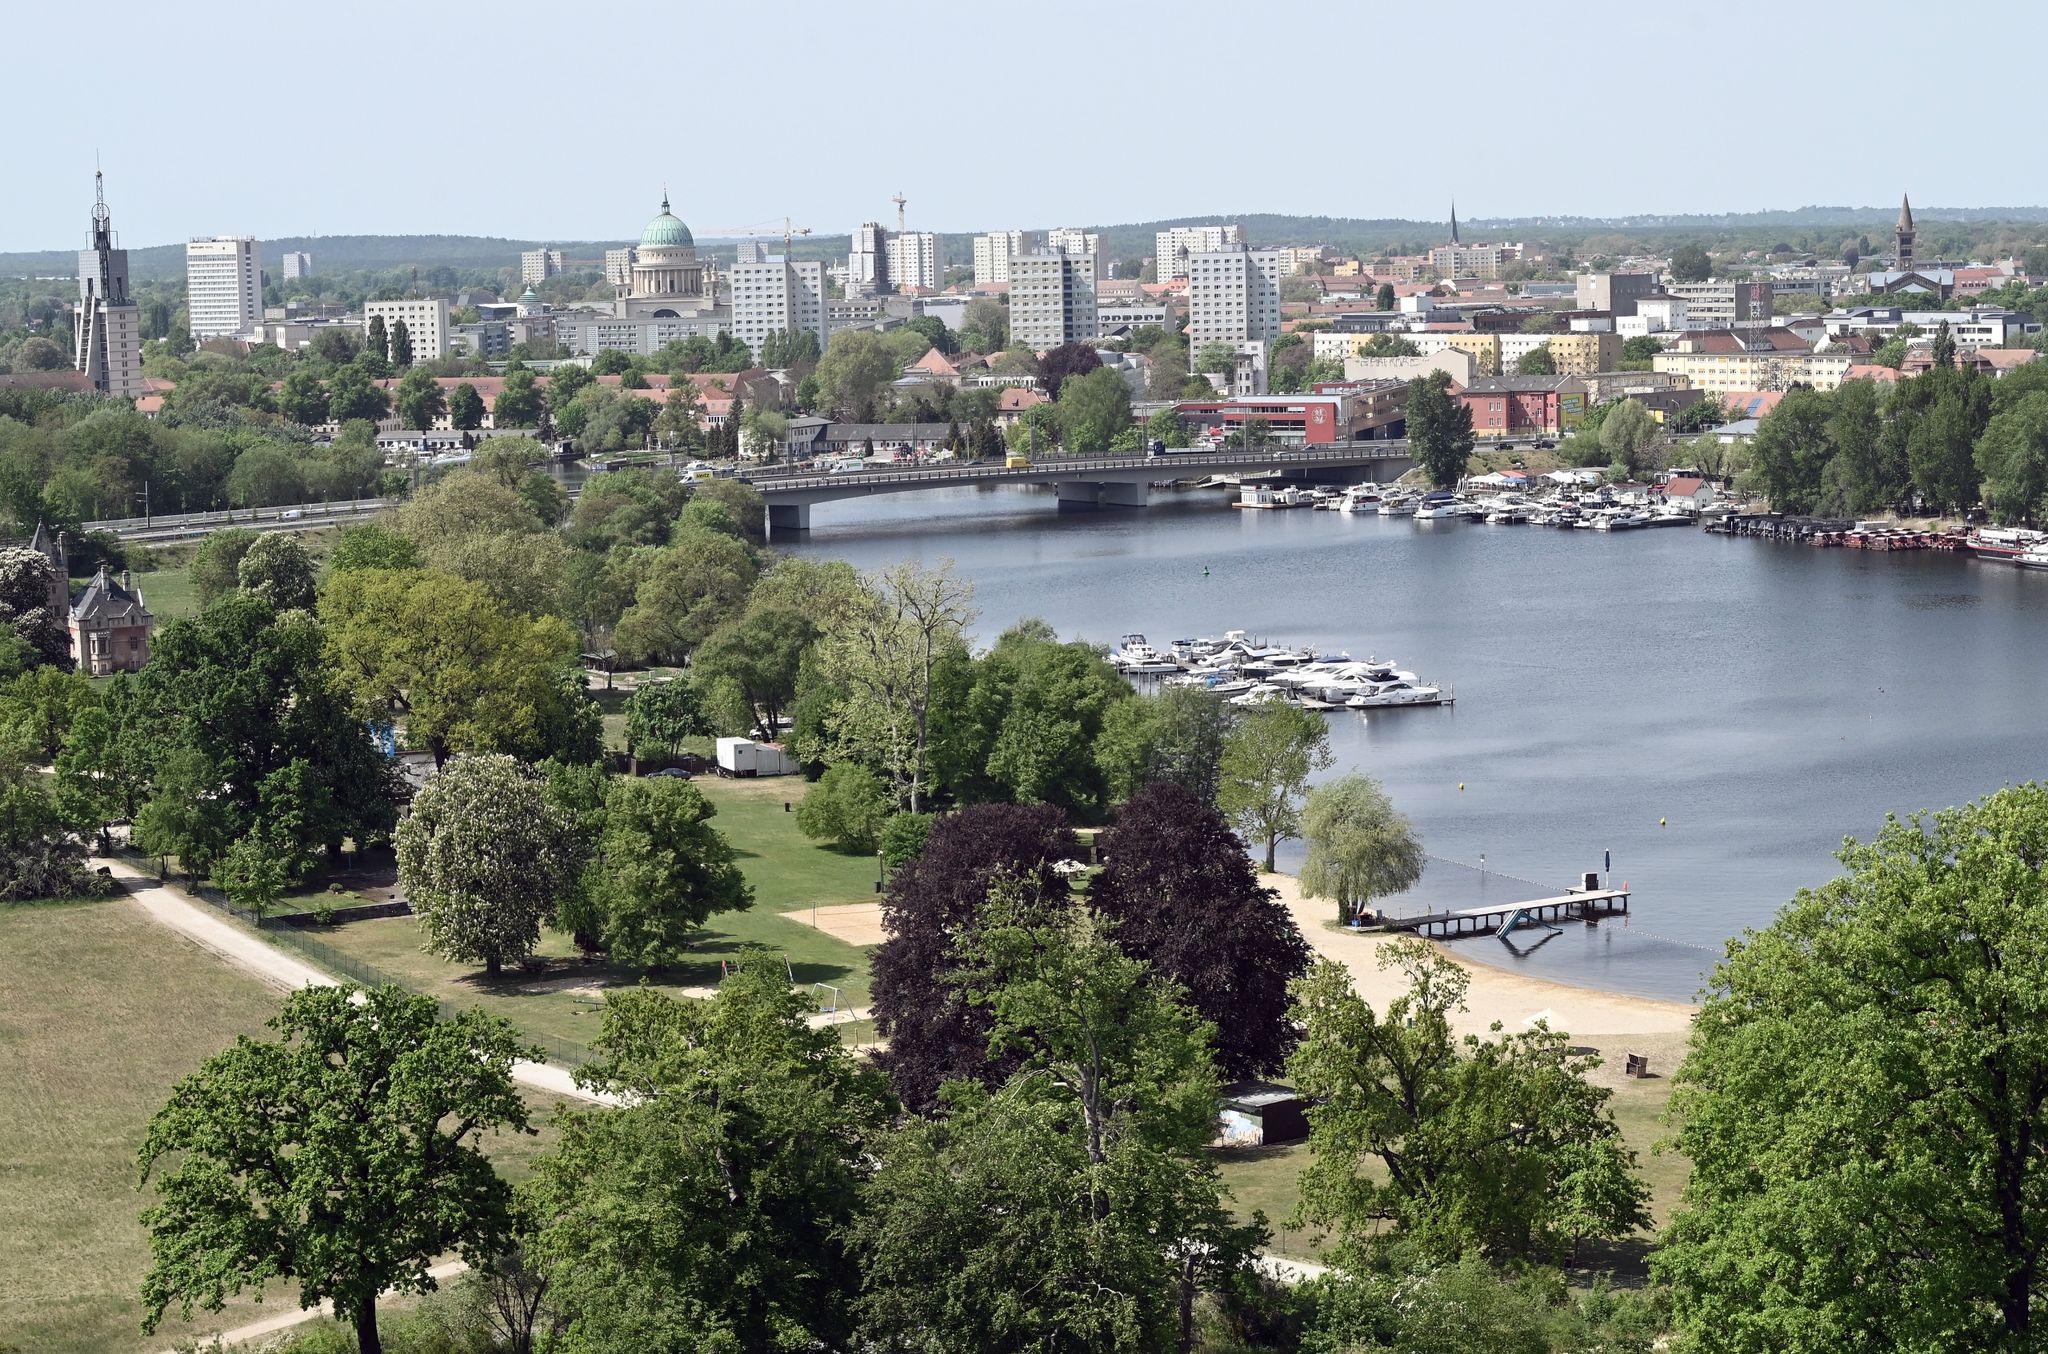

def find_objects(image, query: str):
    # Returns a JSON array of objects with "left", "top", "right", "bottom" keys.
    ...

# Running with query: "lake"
[{"left": 786, "top": 485, "right": 2048, "bottom": 1003}]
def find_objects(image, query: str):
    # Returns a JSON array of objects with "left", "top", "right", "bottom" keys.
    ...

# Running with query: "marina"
[{"left": 1111, "top": 631, "right": 1455, "bottom": 709}]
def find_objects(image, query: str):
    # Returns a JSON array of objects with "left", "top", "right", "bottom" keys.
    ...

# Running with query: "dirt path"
[
  {"left": 102, "top": 859, "right": 616, "bottom": 1108},
  {"left": 153, "top": 1261, "right": 469, "bottom": 1354}
]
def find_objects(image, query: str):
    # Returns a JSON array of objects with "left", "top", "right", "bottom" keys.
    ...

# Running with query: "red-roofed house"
[
  {"left": 1843, "top": 364, "right": 1902, "bottom": 384},
  {"left": 1657, "top": 476, "right": 1717, "bottom": 510},
  {"left": 908, "top": 348, "right": 961, "bottom": 384},
  {"left": 995, "top": 387, "right": 1049, "bottom": 427},
  {"left": 1719, "top": 391, "right": 1786, "bottom": 420}
]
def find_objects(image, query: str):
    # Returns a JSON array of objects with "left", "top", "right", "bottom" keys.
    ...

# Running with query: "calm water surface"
[{"left": 786, "top": 486, "right": 2048, "bottom": 1003}]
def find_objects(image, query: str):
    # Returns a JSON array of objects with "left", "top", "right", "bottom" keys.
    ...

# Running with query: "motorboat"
[
  {"left": 1966, "top": 526, "right": 2048, "bottom": 561},
  {"left": 1338, "top": 484, "right": 1385, "bottom": 513},
  {"left": 1646, "top": 507, "right": 1694, "bottom": 527},
  {"left": 1344, "top": 679, "right": 1454, "bottom": 708},
  {"left": 2017, "top": 544, "right": 2048, "bottom": 570},
  {"left": 1377, "top": 494, "right": 1419, "bottom": 517},
  {"left": 1588, "top": 508, "right": 1651, "bottom": 531},
  {"left": 1227, "top": 684, "right": 1290, "bottom": 707},
  {"left": 1412, "top": 491, "right": 1467, "bottom": 521},
  {"left": 1109, "top": 634, "right": 1182, "bottom": 673}
]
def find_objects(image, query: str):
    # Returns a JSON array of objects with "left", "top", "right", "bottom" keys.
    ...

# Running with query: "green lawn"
[
  {"left": 122, "top": 567, "right": 199, "bottom": 622},
  {"left": 276, "top": 775, "right": 882, "bottom": 1054},
  {"left": 0, "top": 897, "right": 574, "bottom": 1354}
]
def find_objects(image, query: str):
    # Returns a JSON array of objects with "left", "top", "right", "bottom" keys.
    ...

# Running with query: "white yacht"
[
  {"left": 2018, "top": 544, "right": 2048, "bottom": 571},
  {"left": 1344, "top": 679, "right": 1453, "bottom": 708},
  {"left": 1227, "top": 684, "right": 1290, "bottom": 707},
  {"left": 1377, "top": 494, "right": 1419, "bottom": 517},
  {"left": 1109, "top": 634, "right": 1182, "bottom": 673},
  {"left": 1413, "top": 493, "right": 1467, "bottom": 520},
  {"left": 1338, "top": 484, "right": 1385, "bottom": 513}
]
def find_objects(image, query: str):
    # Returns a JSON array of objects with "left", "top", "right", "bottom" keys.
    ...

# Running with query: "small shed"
[
  {"left": 1214, "top": 1081, "right": 1311, "bottom": 1148},
  {"left": 716, "top": 736, "right": 798, "bottom": 778}
]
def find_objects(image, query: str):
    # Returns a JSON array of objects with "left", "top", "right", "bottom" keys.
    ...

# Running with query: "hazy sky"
[{"left": 11, "top": 0, "right": 2043, "bottom": 253}]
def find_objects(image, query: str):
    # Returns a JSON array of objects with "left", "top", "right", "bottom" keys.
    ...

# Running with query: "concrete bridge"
[{"left": 745, "top": 441, "right": 1415, "bottom": 534}]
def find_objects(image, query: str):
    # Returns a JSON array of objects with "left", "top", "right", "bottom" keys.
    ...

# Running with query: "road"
[{"left": 85, "top": 497, "right": 395, "bottom": 543}]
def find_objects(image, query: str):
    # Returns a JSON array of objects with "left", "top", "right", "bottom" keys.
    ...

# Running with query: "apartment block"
[
  {"left": 886, "top": 231, "right": 943, "bottom": 291},
  {"left": 1427, "top": 242, "right": 1519, "bottom": 281},
  {"left": 604, "top": 247, "right": 638, "bottom": 288},
  {"left": 186, "top": 236, "right": 263, "bottom": 340},
  {"left": 848, "top": 222, "right": 889, "bottom": 295},
  {"left": 1008, "top": 247, "right": 1098, "bottom": 350},
  {"left": 1154, "top": 224, "right": 1243, "bottom": 282},
  {"left": 1652, "top": 347, "right": 1853, "bottom": 395},
  {"left": 1276, "top": 246, "right": 1325, "bottom": 275},
  {"left": 520, "top": 248, "right": 565, "bottom": 285},
  {"left": 1575, "top": 271, "right": 1656, "bottom": 317},
  {"left": 362, "top": 297, "right": 450, "bottom": 363},
  {"left": 1046, "top": 228, "right": 1105, "bottom": 281},
  {"left": 972, "top": 230, "right": 1027, "bottom": 285},
  {"left": 1184, "top": 245, "right": 1283, "bottom": 351},
  {"left": 281, "top": 250, "right": 313, "bottom": 280},
  {"left": 730, "top": 256, "right": 827, "bottom": 359}
]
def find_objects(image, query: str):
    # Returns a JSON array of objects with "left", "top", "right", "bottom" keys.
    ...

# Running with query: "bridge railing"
[{"left": 746, "top": 442, "right": 1411, "bottom": 494}]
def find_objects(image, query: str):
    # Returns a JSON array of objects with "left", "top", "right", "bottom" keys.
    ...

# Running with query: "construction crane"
[
  {"left": 780, "top": 216, "right": 812, "bottom": 256},
  {"left": 892, "top": 192, "right": 907, "bottom": 235},
  {"left": 706, "top": 217, "right": 812, "bottom": 258}
]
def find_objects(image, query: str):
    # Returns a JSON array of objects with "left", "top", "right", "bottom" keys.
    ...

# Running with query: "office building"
[
  {"left": 186, "top": 236, "right": 262, "bottom": 341},
  {"left": 1576, "top": 271, "right": 1656, "bottom": 318},
  {"left": 1154, "top": 224, "right": 1243, "bottom": 282},
  {"left": 973, "top": 230, "right": 1027, "bottom": 285},
  {"left": 1046, "top": 228, "right": 1104, "bottom": 281},
  {"left": 1665, "top": 280, "right": 1773, "bottom": 328},
  {"left": 886, "top": 231, "right": 942, "bottom": 291},
  {"left": 1008, "top": 247, "right": 1098, "bottom": 350},
  {"left": 849, "top": 222, "right": 890, "bottom": 296},
  {"left": 733, "top": 239, "right": 767, "bottom": 265},
  {"left": 1184, "top": 245, "right": 1283, "bottom": 352},
  {"left": 362, "top": 298, "right": 450, "bottom": 363},
  {"left": 520, "top": 247, "right": 565, "bottom": 285},
  {"left": 730, "top": 255, "right": 827, "bottom": 359},
  {"left": 72, "top": 171, "right": 146, "bottom": 399},
  {"left": 282, "top": 250, "right": 313, "bottom": 280}
]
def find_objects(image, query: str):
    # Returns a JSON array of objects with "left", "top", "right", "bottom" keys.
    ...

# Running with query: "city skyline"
[{"left": 10, "top": 0, "right": 2047, "bottom": 253}]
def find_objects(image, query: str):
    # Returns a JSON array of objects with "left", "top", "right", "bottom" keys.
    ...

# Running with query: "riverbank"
[{"left": 1266, "top": 872, "right": 1696, "bottom": 1044}]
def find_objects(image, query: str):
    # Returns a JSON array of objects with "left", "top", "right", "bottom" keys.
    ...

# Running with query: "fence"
[{"left": 116, "top": 845, "right": 595, "bottom": 1069}]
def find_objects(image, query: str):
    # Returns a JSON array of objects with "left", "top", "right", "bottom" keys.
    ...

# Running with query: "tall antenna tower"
[{"left": 892, "top": 192, "right": 907, "bottom": 235}]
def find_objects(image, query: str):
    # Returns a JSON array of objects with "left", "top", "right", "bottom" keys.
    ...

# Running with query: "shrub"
[
  {"left": 879, "top": 812, "right": 933, "bottom": 869},
  {"left": 795, "top": 764, "right": 893, "bottom": 854}
]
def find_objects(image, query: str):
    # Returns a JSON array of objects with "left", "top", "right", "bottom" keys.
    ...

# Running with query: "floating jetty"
[{"left": 1379, "top": 886, "right": 1632, "bottom": 940}]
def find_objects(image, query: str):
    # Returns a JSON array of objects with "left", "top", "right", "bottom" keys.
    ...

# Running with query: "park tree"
[
  {"left": 448, "top": 381, "right": 486, "bottom": 431},
  {"left": 325, "top": 364, "right": 390, "bottom": 423},
  {"left": 1094, "top": 683, "right": 1235, "bottom": 805},
  {"left": 1749, "top": 385, "right": 1836, "bottom": 513},
  {"left": 532, "top": 968, "right": 894, "bottom": 1353},
  {"left": 1670, "top": 242, "right": 1713, "bottom": 282},
  {"left": 1218, "top": 697, "right": 1333, "bottom": 869},
  {"left": 1516, "top": 343, "right": 1557, "bottom": 376},
  {"left": 1055, "top": 365, "right": 1134, "bottom": 453},
  {"left": 814, "top": 329, "right": 897, "bottom": 420},
  {"left": 328, "top": 523, "right": 420, "bottom": 574},
  {"left": 613, "top": 529, "right": 759, "bottom": 666},
  {"left": 276, "top": 368, "right": 329, "bottom": 425},
  {"left": 856, "top": 888, "right": 1260, "bottom": 1351},
  {"left": 395, "top": 367, "right": 444, "bottom": 435},
  {"left": 235, "top": 533, "right": 317, "bottom": 611},
  {"left": 1300, "top": 773, "right": 1424, "bottom": 926},
  {"left": 795, "top": 762, "right": 894, "bottom": 854},
  {"left": 1289, "top": 945, "right": 1649, "bottom": 1266},
  {"left": 389, "top": 319, "right": 414, "bottom": 368},
  {"left": 1660, "top": 784, "right": 2048, "bottom": 1351},
  {"left": 138, "top": 986, "right": 533, "bottom": 1354},
  {"left": 1038, "top": 340, "right": 1102, "bottom": 399},
  {"left": 1407, "top": 370, "right": 1476, "bottom": 488},
  {"left": 492, "top": 367, "right": 544, "bottom": 427},
  {"left": 392, "top": 470, "right": 567, "bottom": 616},
  {"left": 322, "top": 568, "right": 597, "bottom": 769},
  {"left": 1978, "top": 390, "right": 2048, "bottom": 523},
  {"left": 1598, "top": 397, "right": 1659, "bottom": 479},
  {"left": 124, "top": 596, "right": 395, "bottom": 877},
  {"left": 869, "top": 802, "right": 1080, "bottom": 1112},
  {"left": 366, "top": 314, "right": 388, "bottom": 361},
  {"left": 622, "top": 678, "right": 705, "bottom": 763},
  {"left": 810, "top": 561, "right": 975, "bottom": 813},
  {"left": 225, "top": 445, "right": 307, "bottom": 509},
  {"left": 579, "top": 776, "right": 751, "bottom": 966},
  {"left": 1091, "top": 780, "right": 1311, "bottom": 1078},
  {"left": 54, "top": 680, "right": 146, "bottom": 845},
  {"left": 0, "top": 547, "right": 72, "bottom": 669},
  {"left": 394, "top": 752, "right": 580, "bottom": 975}
]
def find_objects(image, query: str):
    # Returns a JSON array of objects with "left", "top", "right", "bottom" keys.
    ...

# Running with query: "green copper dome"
[{"left": 640, "top": 193, "right": 693, "bottom": 248}]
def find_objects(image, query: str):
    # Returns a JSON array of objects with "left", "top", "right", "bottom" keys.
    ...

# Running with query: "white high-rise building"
[
  {"left": 1046, "top": 228, "right": 1105, "bottom": 281},
  {"left": 1185, "top": 245, "right": 1283, "bottom": 352},
  {"left": 73, "top": 172, "right": 145, "bottom": 400},
  {"left": 282, "top": 250, "right": 313, "bottom": 279},
  {"left": 1008, "top": 247, "right": 1098, "bottom": 351},
  {"left": 886, "top": 231, "right": 942, "bottom": 292},
  {"left": 186, "top": 236, "right": 262, "bottom": 340},
  {"left": 1154, "top": 224, "right": 1244, "bottom": 283},
  {"left": 849, "top": 222, "right": 890, "bottom": 296},
  {"left": 520, "top": 247, "right": 565, "bottom": 285},
  {"left": 603, "top": 247, "right": 637, "bottom": 288},
  {"left": 730, "top": 256, "right": 827, "bottom": 360},
  {"left": 362, "top": 298, "right": 450, "bottom": 364},
  {"left": 973, "top": 230, "right": 1027, "bottom": 285}
]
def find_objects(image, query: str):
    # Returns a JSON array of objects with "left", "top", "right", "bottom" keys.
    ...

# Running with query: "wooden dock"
[{"left": 1382, "top": 888, "right": 1631, "bottom": 940}]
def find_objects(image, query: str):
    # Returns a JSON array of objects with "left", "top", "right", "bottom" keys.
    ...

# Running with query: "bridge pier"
[
  {"left": 1054, "top": 480, "right": 1149, "bottom": 512},
  {"left": 766, "top": 502, "right": 811, "bottom": 537}
]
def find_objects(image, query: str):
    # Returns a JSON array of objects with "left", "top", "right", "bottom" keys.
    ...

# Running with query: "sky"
[{"left": 9, "top": 0, "right": 2046, "bottom": 253}]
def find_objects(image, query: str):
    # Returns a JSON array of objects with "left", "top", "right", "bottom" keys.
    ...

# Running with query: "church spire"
[
  {"left": 1450, "top": 199, "right": 1460, "bottom": 245},
  {"left": 1895, "top": 190, "right": 1917, "bottom": 272},
  {"left": 1897, "top": 192, "right": 1914, "bottom": 231}
]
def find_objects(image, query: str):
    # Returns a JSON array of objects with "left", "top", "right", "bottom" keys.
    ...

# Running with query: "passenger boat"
[
  {"left": 2017, "top": 544, "right": 2048, "bottom": 571},
  {"left": 1965, "top": 527, "right": 2048, "bottom": 561}
]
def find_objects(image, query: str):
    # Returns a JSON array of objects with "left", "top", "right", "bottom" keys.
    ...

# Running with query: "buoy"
[
  {"left": 1458, "top": 782, "right": 1465, "bottom": 791},
  {"left": 1659, "top": 817, "right": 1667, "bottom": 827}
]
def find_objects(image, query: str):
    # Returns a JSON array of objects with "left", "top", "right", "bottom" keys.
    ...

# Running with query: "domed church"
[{"left": 616, "top": 193, "right": 721, "bottom": 320}]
